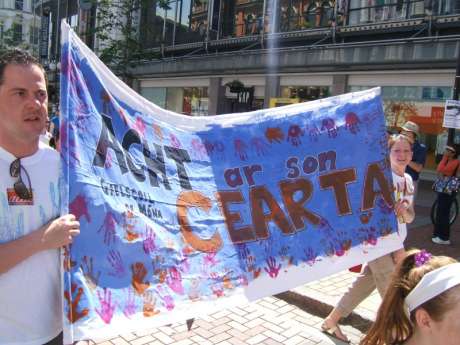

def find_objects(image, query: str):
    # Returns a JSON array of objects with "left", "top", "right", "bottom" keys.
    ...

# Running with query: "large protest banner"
[{"left": 60, "top": 22, "right": 402, "bottom": 342}]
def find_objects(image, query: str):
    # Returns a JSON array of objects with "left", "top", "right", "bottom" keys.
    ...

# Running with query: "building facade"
[
  {"left": 130, "top": 0, "right": 460, "bottom": 177},
  {"left": 0, "top": 0, "right": 41, "bottom": 52}
]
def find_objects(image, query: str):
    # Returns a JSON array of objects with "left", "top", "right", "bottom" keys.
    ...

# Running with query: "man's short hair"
[{"left": 0, "top": 49, "right": 45, "bottom": 85}]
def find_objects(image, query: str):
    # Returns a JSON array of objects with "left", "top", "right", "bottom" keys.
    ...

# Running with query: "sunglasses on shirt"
[{"left": 9, "top": 158, "right": 33, "bottom": 200}]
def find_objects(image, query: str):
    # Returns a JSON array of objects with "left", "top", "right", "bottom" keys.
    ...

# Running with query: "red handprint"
[
  {"left": 166, "top": 267, "right": 184, "bottom": 295},
  {"left": 107, "top": 249, "right": 125, "bottom": 277},
  {"left": 133, "top": 116, "right": 147, "bottom": 137},
  {"left": 238, "top": 243, "right": 250, "bottom": 262},
  {"left": 303, "top": 247, "right": 320, "bottom": 266},
  {"left": 209, "top": 272, "right": 226, "bottom": 297},
  {"left": 98, "top": 212, "right": 117, "bottom": 246},
  {"left": 63, "top": 245, "right": 76, "bottom": 272},
  {"left": 222, "top": 272, "right": 234, "bottom": 290},
  {"left": 153, "top": 123, "right": 163, "bottom": 141},
  {"left": 203, "top": 252, "right": 219, "bottom": 268},
  {"left": 131, "top": 262, "right": 150, "bottom": 295},
  {"left": 360, "top": 211, "right": 372, "bottom": 224},
  {"left": 123, "top": 209, "right": 139, "bottom": 242},
  {"left": 265, "top": 127, "right": 284, "bottom": 143},
  {"left": 143, "top": 226, "right": 156, "bottom": 254},
  {"left": 64, "top": 283, "right": 89, "bottom": 323},
  {"left": 170, "top": 133, "right": 182, "bottom": 149},
  {"left": 345, "top": 112, "right": 361, "bottom": 134},
  {"left": 81, "top": 255, "right": 100, "bottom": 291},
  {"left": 69, "top": 194, "right": 91, "bottom": 223},
  {"left": 307, "top": 124, "right": 320, "bottom": 142},
  {"left": 95, "top": 288, "right": 116, "bottom": 324},
  {"left": 286, "top": 124, "right": 304, "bottom": 146},
  {"left": 234, "top": 139, "right": 248, "bottom": 160},
  {"left": 123, "top": 288, "right": 137, "bottom": 318},
  {"left": 143, "top": 291, "right": 160, "bottom": 317},
  {"left": 250, "top": 137, "right": 269, "bottom": 156},
  {"left": 157, "top": 286, "right": 175, "bottom": 311},
  {"left": 191, "top": 138, "right": 208, "bottom": 160},
  {"left": 321, "top": 118, "right": 338, "bottom": 138},
  {"left": 264, "top": 257, "right": 281, "bottom": 278},
  {"left": 212, "top": 285, "right": 225, "bottom": 297}
]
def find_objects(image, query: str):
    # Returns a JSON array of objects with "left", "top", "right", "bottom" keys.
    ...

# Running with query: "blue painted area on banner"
[{"left": 60, "top": 24, "right": 398, "bottom": 339}]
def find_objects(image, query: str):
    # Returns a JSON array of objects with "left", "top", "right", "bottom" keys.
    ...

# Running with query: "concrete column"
[
  {"left": 131, "top": 78, "right": 141, "bottom": 93},
  {"left": 264, "top": 75, "right": 280, "bottom": 108},
  {"left": 208, "top": 77, "right": 227, "bottom": 115},
  {"left": 331, "top": 75, "right": 348, "bottom": 96}
]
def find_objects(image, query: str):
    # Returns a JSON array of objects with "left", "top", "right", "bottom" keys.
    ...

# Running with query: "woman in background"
[
  {"left": 321, "top": 134, "right": 415, "bottom": 343},
  {"left": 360, "top": 249, "right": 460, "bottom": 345},
  {"left": 432, "top": 145, "right": 459, "bottom": 245}
]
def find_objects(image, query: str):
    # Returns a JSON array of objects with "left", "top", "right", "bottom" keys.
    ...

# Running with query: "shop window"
[
  {"left": 281, "top": 86, "right": 330, "bottom": 101},
  {"left": 348, "top": 0, "right": 425, "bottom": 25},
  {"left": 182, "top": 87, "right": 208, "bottom": 116},
  {"left": 140, "top": 87, "right": 167, "bottom": 109},
  {"left": 422, "top": 87, "right": 452, "bottom": 101}
]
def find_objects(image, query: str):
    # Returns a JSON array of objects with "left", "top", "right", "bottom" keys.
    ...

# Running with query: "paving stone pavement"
[{"left": 86, "top": 296, "right": 358, "bottom": 345}]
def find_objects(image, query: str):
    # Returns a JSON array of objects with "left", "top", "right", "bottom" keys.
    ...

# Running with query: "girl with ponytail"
[{"left": 360, "top": 249, "right": 460, "bottom": 345}]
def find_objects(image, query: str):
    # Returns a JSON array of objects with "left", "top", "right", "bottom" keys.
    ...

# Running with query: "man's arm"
[{"left": 0, "top": 214, "right": 80, "bottom": 274}]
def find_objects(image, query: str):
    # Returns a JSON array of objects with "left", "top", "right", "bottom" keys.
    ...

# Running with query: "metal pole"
[
  {"left": 55, "top": 0, "right": 60, "bottom": 62},
  {"left": 447, "top": 41, "right": 460, "bottom": 145}
]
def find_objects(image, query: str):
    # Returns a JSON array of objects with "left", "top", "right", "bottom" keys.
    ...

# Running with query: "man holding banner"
[{"left": 0, "top": 49, "right": 80, "bottom": 345}]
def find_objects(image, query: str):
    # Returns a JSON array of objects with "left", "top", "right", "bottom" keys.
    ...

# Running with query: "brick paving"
[
  {"left": 82, "top": 181, "right": 459, "bottom": 345},
  {"left": 84, "top": 296, "right": 356, "bottom": 345}
]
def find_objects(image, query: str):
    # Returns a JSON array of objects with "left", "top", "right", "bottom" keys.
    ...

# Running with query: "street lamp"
[{"left": 447, "top": 42, "right": 460, "bottom": 146}]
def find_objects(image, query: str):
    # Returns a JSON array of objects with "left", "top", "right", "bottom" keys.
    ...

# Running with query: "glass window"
[
  {"left": 140, "top": 87, "right": 167, "bottom": 108},
  {"left": 182, "top": 87, "right": 208, "bottom": 116},
  {"left": 301, "top": 1, "right": 334, "bottom": 29},
  {"left": 166, "top": 87, "right": 184, "bottom": 113},
  {"left": 220, "top": 0, "right": 264, "bottom": 38},
  {"left": 182, "top": 0, "right": 208, "bottom": 43},
  {"left": 281, "top": 86, "right": 330, "bottom": 101},
  {"left": 140, "top": 1, "right": 208, "bottom": 48},
  {"left": 155, "top": 87, "right": 209, "bottom": 116},
  {"left": 348, "top": 0, "right": 425, "bottom": 25},
  {"left": 279, "top": 0, "right": 309, "bottom": 32},
  {"left": 15, "top": 0, "right": 24, "bottom": 10},
  {"left": 422, "top": 86, "right": 452, "bottom": 101}
]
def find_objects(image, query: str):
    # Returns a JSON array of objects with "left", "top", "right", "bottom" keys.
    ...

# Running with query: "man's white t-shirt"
[
  {"left": 0, "top": 143, "right": 61, "bottom": 345},
  {"left": 392, "top": 171, "right": 414, "bottom": 242}
]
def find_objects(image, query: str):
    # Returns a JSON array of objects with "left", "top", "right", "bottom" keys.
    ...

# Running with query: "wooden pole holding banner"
[{"left": 447, "top": 41, "right": 460, "bottom": 146}]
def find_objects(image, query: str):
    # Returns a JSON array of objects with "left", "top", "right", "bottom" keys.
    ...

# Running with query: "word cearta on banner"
[
  {"left": 93, "top": 113, "right": 192, "bottom": 190},
  {"left": 177, "top": 161, "right": 394, "bottom": 253}
]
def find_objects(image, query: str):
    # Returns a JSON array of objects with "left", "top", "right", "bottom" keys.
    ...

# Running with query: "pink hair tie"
[{"left": 414, "top": 250, "right": 432, "bottom": 267}]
